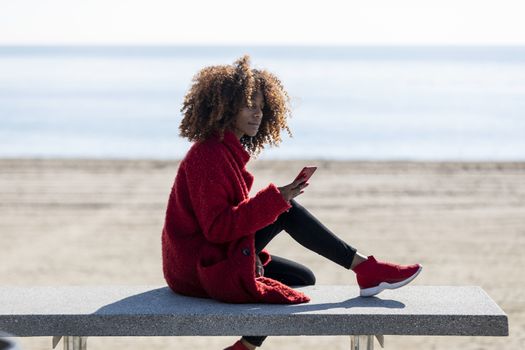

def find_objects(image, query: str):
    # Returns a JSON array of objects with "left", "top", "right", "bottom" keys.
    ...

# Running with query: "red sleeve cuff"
[{"left": 266, "top": 183, "right": 292, "bottom": 211}]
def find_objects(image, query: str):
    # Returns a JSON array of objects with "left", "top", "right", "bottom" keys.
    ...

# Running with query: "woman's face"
[{"left": 231, "top": 91, "right": 264, "bottom": 139}]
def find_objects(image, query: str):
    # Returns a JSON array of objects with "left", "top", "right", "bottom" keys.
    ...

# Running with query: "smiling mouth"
[{"left": 248, "top": 123, "right": 259, "bottom": 127}]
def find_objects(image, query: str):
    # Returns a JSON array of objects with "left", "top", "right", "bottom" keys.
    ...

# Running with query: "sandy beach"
[{"left": 1, "top": 158, "right": 523, "bottom": 349}]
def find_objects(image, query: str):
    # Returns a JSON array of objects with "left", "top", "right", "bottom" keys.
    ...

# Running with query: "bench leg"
[
  {"left": 62, "top": 336, "right": 87, "bottom": 350},
  {"left": 350, "top": 335, "right": 373, "bottom": 350},
  {"left": 350, "top": 335, "right": 384, "bottom": 349}
]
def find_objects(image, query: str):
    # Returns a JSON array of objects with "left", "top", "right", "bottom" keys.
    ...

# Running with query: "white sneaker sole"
[{"left": 360, "top": 265, "right": 423, "bottom": 297}]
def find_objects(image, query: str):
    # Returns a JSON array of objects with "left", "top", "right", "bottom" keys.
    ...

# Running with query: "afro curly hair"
[{"left": 179, "top": 55, "right": 292, "bottom": 156}]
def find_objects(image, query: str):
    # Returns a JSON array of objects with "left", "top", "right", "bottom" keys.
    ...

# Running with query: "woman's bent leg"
[
  {"left": 259, "top": 199, "right": 357, "bottom": 269},
  {"left": 262, "top": 255, "right": 316, "bottom": 286}
]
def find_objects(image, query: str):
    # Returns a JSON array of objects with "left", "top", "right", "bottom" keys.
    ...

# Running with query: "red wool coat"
[{"left": 162, "top": 131, "right": 310, "bottom": 304}]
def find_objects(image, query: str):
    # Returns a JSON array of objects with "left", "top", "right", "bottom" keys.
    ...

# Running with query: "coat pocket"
[{"left": 197, "top": 240, "right": 260, "bottom": 303}]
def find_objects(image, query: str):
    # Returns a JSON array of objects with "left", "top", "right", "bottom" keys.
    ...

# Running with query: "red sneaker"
[
  {"left": 354, "top": 256, "right": 422, "bottom": 297},
  {"left": 223, "top": 340, "right": 249, "bottom": 350}
]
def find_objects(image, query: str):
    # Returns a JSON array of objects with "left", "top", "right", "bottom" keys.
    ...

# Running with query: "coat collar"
[{"left": 216, "top": 130, "right": 251, "bottom": 166}]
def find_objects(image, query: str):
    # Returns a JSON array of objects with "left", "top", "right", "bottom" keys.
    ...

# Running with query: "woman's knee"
[
  {"left": 289, "top": 199, "right": 303, "bottom": 211},
  {"left": 301, "top": 267, "right": 316, "bottom": 286},
  {"left": 290, "top": 263, "right": 316, "bottom": 286},
  {"left": 280, "top": 199, "right": 305, "bottom": 222}
]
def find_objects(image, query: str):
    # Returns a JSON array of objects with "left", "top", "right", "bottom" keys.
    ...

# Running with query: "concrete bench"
[{"left": 0, "top": 285, "right": 508, "bottom": 349}]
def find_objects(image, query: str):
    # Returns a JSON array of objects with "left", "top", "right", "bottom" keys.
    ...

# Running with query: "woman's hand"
[
  {"left": 255, "top": 255, "right": 264, "bottom": 277},
  {"left": 278, "top": 176, "right": 310, "bottom": 202}
]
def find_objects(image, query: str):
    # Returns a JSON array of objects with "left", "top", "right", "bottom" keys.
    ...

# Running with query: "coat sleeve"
[{"left": 184, "top": 146, "right": 291, "bottom": 244}]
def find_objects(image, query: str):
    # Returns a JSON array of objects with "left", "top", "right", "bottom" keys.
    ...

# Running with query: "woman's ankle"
[
  {"left": 350, "top": 252, "right": 368, "bottom": 270},
  {"left": 240, "top": 338, "right": 257, "bottom": 350}
]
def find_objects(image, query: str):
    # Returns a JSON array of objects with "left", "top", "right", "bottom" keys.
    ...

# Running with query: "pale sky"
[{"left": 1, "top": 0, "right": 525, "bottom": 45}]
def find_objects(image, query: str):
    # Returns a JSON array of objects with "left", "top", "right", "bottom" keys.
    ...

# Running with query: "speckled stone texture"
[{"left": 0, "top": 286, "right": 508, "bottom": 337}]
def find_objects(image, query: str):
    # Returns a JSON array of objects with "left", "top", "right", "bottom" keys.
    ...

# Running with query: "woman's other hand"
[{"left": 278, "top": 176, "right": 309, "bottom": 202}]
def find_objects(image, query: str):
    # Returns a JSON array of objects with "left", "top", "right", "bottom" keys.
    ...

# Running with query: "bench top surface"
[{"left": 0, "top": 285, "right": 508, "bottom": 337}]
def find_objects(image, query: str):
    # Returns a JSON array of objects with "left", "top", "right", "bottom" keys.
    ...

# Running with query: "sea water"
[{"left": 0, "top": 46, "right": 524, "bottom": 160}]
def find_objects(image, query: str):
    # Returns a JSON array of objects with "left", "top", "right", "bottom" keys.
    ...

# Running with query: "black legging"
[{"left": 242, "top": 199, "right": 357, "bottom": 347}]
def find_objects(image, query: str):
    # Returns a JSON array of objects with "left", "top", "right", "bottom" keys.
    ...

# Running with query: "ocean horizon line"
[
  {"left": 1, "top": 45, "right": 525, "bottom": 62},
  {"left": 2, "top": 156, "right": 524, "bottom": 163}
]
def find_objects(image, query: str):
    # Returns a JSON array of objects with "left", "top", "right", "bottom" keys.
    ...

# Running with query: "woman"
[{"left": 162, "top": 55, "right": 422, "bottom": 350}]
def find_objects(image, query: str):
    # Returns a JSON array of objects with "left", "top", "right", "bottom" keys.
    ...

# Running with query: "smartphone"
[{"left": 293, "top": 166, "right": 317, "bottom": 184}]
